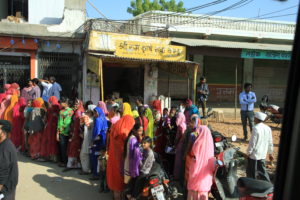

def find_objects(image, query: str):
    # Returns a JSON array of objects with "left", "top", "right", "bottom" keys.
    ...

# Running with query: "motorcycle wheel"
[{"left": 211, "top": 189, "right": 223, "bottom": 200}]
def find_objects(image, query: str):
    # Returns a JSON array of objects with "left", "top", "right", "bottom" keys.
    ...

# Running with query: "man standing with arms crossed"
[
  {"left": 239, "top": 83, "right": 257, "bottom": 141},
  {"left": 0, "top": 120, "right": 18, "bottom": 200},
  {"left": 247, "top": 112, "right": 273, "bottom": 182}
]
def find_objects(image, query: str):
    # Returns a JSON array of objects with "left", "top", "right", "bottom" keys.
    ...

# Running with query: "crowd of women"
[{"left": 1, "top": 83, "right": 216, "bottom": 200}]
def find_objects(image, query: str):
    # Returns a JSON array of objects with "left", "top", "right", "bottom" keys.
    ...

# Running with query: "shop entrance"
[{"left": 103, "top": 64, "right": 144, "bottom": 101}]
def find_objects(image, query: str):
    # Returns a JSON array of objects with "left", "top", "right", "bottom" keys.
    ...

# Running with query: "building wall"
[
  {"left": 144, "top": 64, "right": 158, "bottom": 105},
  {"left": 28, "top": 0, "right": 64, "bottom": 24}
]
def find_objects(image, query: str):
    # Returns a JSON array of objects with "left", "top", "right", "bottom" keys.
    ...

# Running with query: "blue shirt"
[
  {"left": 41, "top": 82, "right": 52, "bottom": 102},
  {"left": 49, "top": 82, "right": 62, "bottom": 101},
  {"left": 239, "top": 91, "right": 257, "bottom": 111}
]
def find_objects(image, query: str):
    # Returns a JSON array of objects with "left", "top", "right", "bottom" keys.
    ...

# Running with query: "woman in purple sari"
[{"left": 123, "top": 123, "right": 143, "bottom": 185}]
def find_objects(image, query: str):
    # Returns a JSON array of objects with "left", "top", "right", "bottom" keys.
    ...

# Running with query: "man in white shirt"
[
  {"left": 39, "top": 77, "right": 53, "bottom": 103},
  {"left": 246, "top": 112, "right": 274, "bottom": 182}
]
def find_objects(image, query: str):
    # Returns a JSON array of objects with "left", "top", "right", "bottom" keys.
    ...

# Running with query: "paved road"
[{"left": 16, "top": 153, "right": 111, "bottom": 200}]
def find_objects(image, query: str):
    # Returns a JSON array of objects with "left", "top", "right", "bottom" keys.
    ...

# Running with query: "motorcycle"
[
  {"left": 237, "top": 177, "right": 273, "bottom": 200},
  {"left": 259, "top": 95, "right": 283, "bottom": 124},
  {"left": 124, "top": 154, "right": 179, "bottom": 200},
  {"left": 211, "top": 146, "right": 241, "bottom": 200},
  {"left": 208, "top": 126, "right": 230, "bottom": 156}
]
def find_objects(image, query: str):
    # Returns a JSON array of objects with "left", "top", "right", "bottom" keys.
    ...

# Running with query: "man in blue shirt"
[
  {"left": 49, "top": 76, "right": 62, "bottom": 101},
  {"left": 196, "top": 76, "right": 209, "bottom": 117},
  {"left": 240, "top": 83, "right": 257, "bottom": 141}
]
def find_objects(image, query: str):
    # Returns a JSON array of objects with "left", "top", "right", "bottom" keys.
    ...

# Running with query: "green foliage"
[{"left": 127, "top": 0, "right": 186, "bottom": 16}]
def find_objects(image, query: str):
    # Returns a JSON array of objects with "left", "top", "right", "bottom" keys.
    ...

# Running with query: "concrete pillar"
[
  {"left": 243, "top": 58, "right": 254, "bottom": 85},
  {"left": 144, "top": 64, "right": 158, "bottom": 105},
  {"left": 193, "top": 54, "right": 204, "bottom": 80}
]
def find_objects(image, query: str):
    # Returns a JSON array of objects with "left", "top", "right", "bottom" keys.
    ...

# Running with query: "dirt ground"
[{"left": 208, "top": 118, "right": 281, "bottom": 172}]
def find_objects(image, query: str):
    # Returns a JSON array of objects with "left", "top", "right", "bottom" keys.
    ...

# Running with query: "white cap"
[{"left": 255, "top": 112, "right": 267, "bottom": 121}]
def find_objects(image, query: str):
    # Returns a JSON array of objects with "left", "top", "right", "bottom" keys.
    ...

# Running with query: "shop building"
[{"left": 131, "top": 11, "right": 295, "bottom": 105}]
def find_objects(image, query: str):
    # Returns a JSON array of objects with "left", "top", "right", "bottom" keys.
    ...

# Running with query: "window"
[{"left": 0, "top": 0, "right": 28, "bottom": 22}]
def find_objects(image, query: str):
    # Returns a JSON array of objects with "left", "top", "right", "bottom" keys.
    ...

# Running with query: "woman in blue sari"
[
  {"left": 184, "top": 99, "right": 200, "bottom": 124},
  {"left": 90, "top": 107, "right": 108, "bottom": 180}
]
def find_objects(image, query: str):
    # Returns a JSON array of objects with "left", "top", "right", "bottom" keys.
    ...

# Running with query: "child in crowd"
[
  {"left": 98, "top": 150, "right": 109, "bottom": 193},
  {"left": 23, "top": 100, "right": 33, "bottom": 155},
  {"left": 130, "top": 136, "right": 156, "bottom": 200}
]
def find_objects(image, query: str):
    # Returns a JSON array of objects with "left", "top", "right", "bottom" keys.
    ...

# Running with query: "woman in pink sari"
[
  {"left": 11, "top": 97, "right": 27, "bottom": 149},
  {"left": 173, "top": 112, "right": 187, "bottom": 180},
  {"left": 186, "top": 117, "right": 215, "bottom": 200}
]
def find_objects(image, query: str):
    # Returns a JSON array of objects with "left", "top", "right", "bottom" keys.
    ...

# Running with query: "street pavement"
[{"left": 16, "top": 153, "right": 111, "bottom": 200}]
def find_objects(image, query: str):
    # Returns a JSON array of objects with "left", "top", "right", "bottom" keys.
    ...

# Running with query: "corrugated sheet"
[{"left": 171, "top": 38, "right": 292, "bottom": 51}]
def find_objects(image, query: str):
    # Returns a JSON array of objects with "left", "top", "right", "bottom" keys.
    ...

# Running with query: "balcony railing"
[{"left": 133, "top": 11, "right": 296, "bottom": 35}]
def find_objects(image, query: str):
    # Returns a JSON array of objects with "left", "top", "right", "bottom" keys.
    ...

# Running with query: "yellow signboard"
[
  {"left": 115, "top": 40, "right": 186, "bottom": 62},
  {"left": 87, "top": 55, "right": 101, "bottom": 76},
  {"left": 89, "top": 31, "right": 171, "bottom": 52}
]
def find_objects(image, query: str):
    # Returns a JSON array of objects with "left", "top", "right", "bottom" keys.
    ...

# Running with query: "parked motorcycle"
[
  {"left": 211, "top": 146, "right": 240, "bottom": 200},
  {"left": 237, "top": 177, "right": 273, "bottom": 200},
  {"left": 259, "top": 95, "right": 283, "bottom": 124},
  {"left": 124, "top": 154, "right": 179, "bottom": 200}
]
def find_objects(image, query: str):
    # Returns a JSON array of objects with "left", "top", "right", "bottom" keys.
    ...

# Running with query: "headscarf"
[
  {"left": 152, "top": 100, "right": 162, "bottom": 114},
  {"left": 0, "top": 95, "right": 11, "bottom": 119},
  {"left": 3, "top": 95, "right": 18, "bottom": 122},
  {"left": 123, "top": 103, "right": 133, "bottom": 117},
  {"left": 93, "top": 107, "right": 108, "bottom": 148},
  {"left": 32, "top": 98, "right": 46, "bottom": 110},
  {"left": 132, "top": 110, "right": 139, "bottom": 119},
  {"left": 11, "top": 83, "right": 20, "bottom": 90},
  {"left": 97, "top": 101, "right": 109, "bottom": 116},
  {"left": 4, "top": 84, "right": 11, "bottom": 91},
  {"left": 75, "top": 99, "right": 85, "bottom": 118},
  {"left": 88, "top": 104, "right": 97, "bottom": 111},
  {"left": 13, "top": 97, "right": 27, "bottom": 117},
  {"left": 0, "top": 93, "right": 6, "bottom": 103},
  {"left": 176, "top": 112, "right": 187, "bottom": 134},
  {"left": 145, "top": 108, "right": 154, "bottom": 139},
  {"left": 187, "top": 125, "right": 215, "bottom": 192},
  {"left": 185, "top": 99, "right": 193, "bottom": 107},
  {"left": 49, "top": 96, "right": 60, "bottom": 106}
]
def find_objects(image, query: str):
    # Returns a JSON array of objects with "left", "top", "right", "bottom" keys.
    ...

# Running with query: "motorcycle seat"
[{"left": 237, "top": 177, "right": 273, "bottom": 197}]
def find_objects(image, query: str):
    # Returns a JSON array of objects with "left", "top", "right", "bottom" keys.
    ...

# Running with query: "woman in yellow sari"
[
  {"left": 122, "top": 103, "right": 133, "bottom": 116},
  {"left": 3, "top": 94, "right": 18, "bottom": 123},
  {"left": 145, "top": 108, "right": 154, "bottom": 139}
]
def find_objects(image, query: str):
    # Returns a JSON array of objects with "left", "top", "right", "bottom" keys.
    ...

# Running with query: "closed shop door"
[
  {"left": 204, "top": 56, "right": 243, "bottom": 103},
  {"left": 0, "top": 56, "right": 30, "bottom": 89},
  {"left": 38, "top": 52, "right": 80, "bottom": 98},
  {"left": 253, "top": 59, "right": 289, "bottom": 104}
]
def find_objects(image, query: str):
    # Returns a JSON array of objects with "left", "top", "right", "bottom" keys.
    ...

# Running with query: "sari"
[
  {"left": 107, "top": 115, "right": 135, "bottom": 192},
  {"left": 28, "top": 98, "right": 46, "bottom": 159},
  {"left": 123, "top": 103, "right": 133, "bottom": 116},
  {"left": 3, "top": 95, "right": 18, "bottom": 123},
  {"left": 174, "top": 112, "right": 187, "bottom": 180},
  {"left": 145, "top": 108, "right": 154, "bottom": 139},
  {"left": 67, "top": 100, "right": 84, "bottom": 168},
  {"left": 11, "top": 97, "right": 26, "bottom": 149},
  {"left": 0, "top": 95, "right": 12, "bottom": 119},
  {"left": 98, "top": 101, "right": 109, "bottom": 116},
  {"left": 91, "top": 107, "right": 108, "bottom": 176},
  {"left": 10, "top": 83, "right": 20, "bottom": 96},
  {"left": 124, "top": 135, "right": 142, "bottom": 183},
  {"left": 21, "top": 86, "right": 33, "bottom": 101},
  {"left": 152, "top": 100, "right": 162, "bottom": 114},
  {"left": 186, "top": 126, "right": 214, "bottom": 200},
  {"left": 0, "top": 93, "right": 6, "bottom": 103},
  {"left": 41, "top": 96, "right": 60, "bottom": 158}
]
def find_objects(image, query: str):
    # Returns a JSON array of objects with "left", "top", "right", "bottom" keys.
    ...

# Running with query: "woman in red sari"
[
  {"left": 40, "top": 96, "right": 61, "bottom": 161},
  {"left": 107, "top": 103, "right": 135, "bottom": 200},
  {"left": 0, "top": 95, "right": 12, "bottom": 119},
  {"left": 66, "top": 99, "right": 84, "bottom": 170},
  {"left": 11, "top": 97, "right": 27, "bottom": 150},
  {"left": 28, "top": 98, "right": 46, "bottom": 160}
]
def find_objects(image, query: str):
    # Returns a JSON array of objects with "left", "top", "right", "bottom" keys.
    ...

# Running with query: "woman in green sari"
[{"left": 145, "top": 108, "right": 154, "bottom": 139}]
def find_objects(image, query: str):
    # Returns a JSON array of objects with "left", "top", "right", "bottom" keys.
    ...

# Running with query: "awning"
[
  {"left": 88, "top": 52, "right": 198, "bottom": 66},
  {"left": 171, "top": 38, "right": 292, "bottom": 52}
]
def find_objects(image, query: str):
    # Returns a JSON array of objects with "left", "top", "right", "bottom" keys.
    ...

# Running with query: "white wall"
[{"left": 29, "top": 0, "right": 64, "bottom": 24}]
